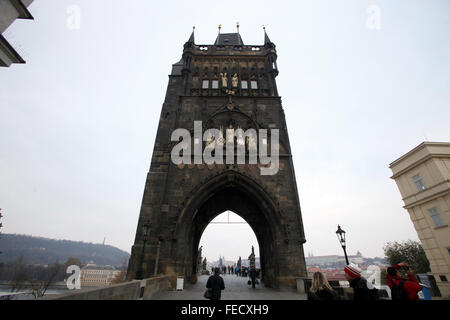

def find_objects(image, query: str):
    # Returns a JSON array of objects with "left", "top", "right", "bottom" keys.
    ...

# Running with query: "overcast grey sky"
[{"left": 1, "top": 0, "right": 449, "bottom": 263}]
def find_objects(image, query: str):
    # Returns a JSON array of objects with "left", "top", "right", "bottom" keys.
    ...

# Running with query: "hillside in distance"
[{"left": 0, "top": 234, "right": 130, "bottom": 267}]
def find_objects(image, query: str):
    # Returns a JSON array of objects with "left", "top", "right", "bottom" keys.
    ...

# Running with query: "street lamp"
[
  {"left": 336, "top": 225, "right": 349, "bottom": 265},
  {"left": 135, "top": 220, "right": 151, "bottom": 280}
]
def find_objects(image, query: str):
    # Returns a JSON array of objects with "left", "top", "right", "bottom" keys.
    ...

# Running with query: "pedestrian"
[
  {"left": 386, "top": 262, "right": 422, "bottom": 300},
  {"left": 344, "top": 265, "right": 378, "bottom": 301},
  {"left": 235, "top": 266, "right": 239, "bottom": 276},
  {"left": 206, "top": 267, "right": 225, "bottom": 300},
  {"left": 249, "top": 266, "right": 257, "bottom": 288},
  {"left": 307, "top": 272, "right": 338, "bottom": 300}
]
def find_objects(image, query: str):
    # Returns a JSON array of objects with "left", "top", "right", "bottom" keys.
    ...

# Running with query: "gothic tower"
[{"left": 127, "top": 27, "right": 307, "bottom": 289}]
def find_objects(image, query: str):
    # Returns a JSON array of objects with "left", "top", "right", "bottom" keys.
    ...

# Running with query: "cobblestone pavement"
[{"left": 152, "top": 274, "right": 307, "bottom": 300}]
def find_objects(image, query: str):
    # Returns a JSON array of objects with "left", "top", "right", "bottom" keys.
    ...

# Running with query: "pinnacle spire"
[
  {"left": 263, "top": 25, "right": 275, "bottom": 48},
  {"left": 187, "top": 26, "right": 195, "bottom": 44}
]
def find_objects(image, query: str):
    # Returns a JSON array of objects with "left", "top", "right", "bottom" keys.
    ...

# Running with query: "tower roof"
[
  {"left": 214, "top": 33, "right": 244, "bottom": 46},
  {"left": 263, "top": 28, "right": 275, "bottom": 48},
  {"left": 264, "top": 30, "right": 271, "bottom": 45},
  {"left": 187, "top": 29, "right": 195, "bottom": 44}
]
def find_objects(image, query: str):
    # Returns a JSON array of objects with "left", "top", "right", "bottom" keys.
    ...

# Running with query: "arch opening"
[
  {"left": 173, "top": 171, "right": 285, "bottom": 287},
  {"left": 197, "top": 210, "right": 260, "bottom": 273}
]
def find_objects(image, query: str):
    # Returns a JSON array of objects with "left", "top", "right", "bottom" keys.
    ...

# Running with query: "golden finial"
[
  {"left": 218, "top": 24, "right": 222, "bottom": 33},
  {"left": 237, "top": 22, "right": 240, "bottom": 32}
]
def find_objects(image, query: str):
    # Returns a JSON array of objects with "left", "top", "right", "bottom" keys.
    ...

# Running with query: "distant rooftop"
[{"left": 82, "top": 264, "right": 116, "bottom": 270}]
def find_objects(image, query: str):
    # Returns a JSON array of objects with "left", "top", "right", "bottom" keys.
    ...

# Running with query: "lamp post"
[
  {"left": 336, "top": 225, "right": 349, "bottom": 265},
  {"left": 135, "top": 220, "right": 151, "bottom": 280}
]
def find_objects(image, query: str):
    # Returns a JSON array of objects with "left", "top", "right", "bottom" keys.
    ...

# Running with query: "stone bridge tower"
[{"left": 127, "top": 27, "right": 307, "bottom": 289}]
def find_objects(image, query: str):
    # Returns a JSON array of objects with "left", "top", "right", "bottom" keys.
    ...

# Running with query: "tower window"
[
  {"left": 251, "top": 81, "right": 258, "bottom": 89},
  {"left": 428, "top": 208, "right": 445, "bottom": 228},
  {"left": 241, "top": 81, "right": 248, "bottom": 89},
  {"left": 202, "top": 80, "right": 209, "bottom": 89},
  {"left": 212, "top": 80, "right": 219, "bottom": 89},
  {"left": 439, "top": 275, "right": 448, "bottom": 282},
  {"left": 412, "top": 174, "right": 426, "bottom": 191}
]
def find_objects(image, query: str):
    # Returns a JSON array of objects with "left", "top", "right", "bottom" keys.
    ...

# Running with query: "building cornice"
[
  {"left": 403, "top": 181, "right": 450, "bottom": 209},
  {"left": 389, "top": 142, "right": 450, "bottom": 169},
  {"left": 390, "top": 153, "right": 450, "bottom": 179}
]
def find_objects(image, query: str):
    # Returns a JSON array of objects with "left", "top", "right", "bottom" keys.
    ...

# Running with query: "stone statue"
[
  {"left": 248, "top": 246, "right": 255, "bottom": 269},
  {"left": 246, "top": 132, "right": 257, "bottom": 151},
  {"left": 237, "top": 256, "right": 242, "bottom": 269},
  {"left": 232, "top": 73, "right": 238, "bottom": 87},
  {"left": 220, "top": 72, "right": 228, "bottom": 87},
  {"left": 202, "top": 258, "right": 207, "bottom": 271},
  {"left": 197, "top": 246, "right": 203, "bottom": 273}
]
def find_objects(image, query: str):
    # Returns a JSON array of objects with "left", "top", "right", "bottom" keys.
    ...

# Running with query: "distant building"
[
  {"left": 208, "top": 257, "right": 261, "bottom": 269},
  {"left": 305, "top": 252, "right": 386, "bottom": 269},
  {"left": 307, "top": 266, "right": 385, "bottom": 283},
  {"left": 0, "top": 0, "right": 34, "bottom": 67},
  {"left": 80, "top": 264, "right": 120, "bottom": 288},
  {"left": 390, "top": 142, "right": 450, "bottom": 298}
]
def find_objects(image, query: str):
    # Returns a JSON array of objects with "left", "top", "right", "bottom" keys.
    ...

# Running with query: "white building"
[{"left": 80, "top": 264, "right": 120, "bottom": 288}]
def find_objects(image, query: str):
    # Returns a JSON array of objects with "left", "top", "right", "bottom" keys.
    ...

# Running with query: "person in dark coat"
[
  {"left": 206, "top": 267, "right": 225, "bottom": 300},
  {"left": 249, "top": 267, "right": 257, "bottom": 288},
  {"left": 308, "top": 272, "right": 338, "bottom": 300},
  {"left": 344, "top": 265, "right": 376, "bottom": 301}
]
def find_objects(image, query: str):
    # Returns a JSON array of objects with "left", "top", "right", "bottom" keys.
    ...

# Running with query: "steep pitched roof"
[{"left": 214, "top": 33, "right": 244, "bottom": 46}]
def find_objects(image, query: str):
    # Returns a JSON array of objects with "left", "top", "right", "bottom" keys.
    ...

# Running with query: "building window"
[
  {"left": 250, "top": 80, "right": 258, "bottom": 89},
  {"left": 412, "top": 174, "right": 426, "bottom": 191},
  {"left": 202, "top": 80, "right": 209, "bottom": 89},
  {"left": 439, "top": 275, "right": 448, "bottom": 282},
  {"left": 428, "top": 208, "right": 445, "bottom": 227},
  {"left": 241, "top": 80, "right": 248, "bottom": 89},
  {"left": 212, "top": 80, "right": 218, "bottom": 89},
  {"left": 447, "top": 248, "right": 450, "bottom": 255}
]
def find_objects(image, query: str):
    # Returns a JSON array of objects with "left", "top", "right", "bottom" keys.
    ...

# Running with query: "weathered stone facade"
[{"left": 127, "top": 30, "right": 307, "bottom": 289}]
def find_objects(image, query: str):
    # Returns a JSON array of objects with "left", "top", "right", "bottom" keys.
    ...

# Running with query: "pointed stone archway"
[{"left": 173, "top": 170, "right": 284, "bottom": 287}]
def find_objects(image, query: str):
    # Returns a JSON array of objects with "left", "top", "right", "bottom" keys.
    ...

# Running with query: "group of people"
[
  {"left": 211, "top": 265, "right": 241, "bottom": 276},
  {"left": 209, "top": 265, "right": 259, "bottom": 277},
  {"left": 308, "top": 262, "right": 423, "bottom": 301},
  {"left": 205, "top": 262, "right": 423, "bottom": 301}
]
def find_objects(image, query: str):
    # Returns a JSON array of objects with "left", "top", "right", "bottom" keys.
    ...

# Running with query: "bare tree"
[
  {"left": 9, "top": 255, "right": 28, "bottom": 293},
  {"left": 111, "top": 257, "right": 128, "bottom": 284},
  {"left": 28, "top": 262, "right": 61, "bottom": 298}
]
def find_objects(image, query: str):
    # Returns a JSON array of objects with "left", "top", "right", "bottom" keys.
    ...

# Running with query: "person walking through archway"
[{"left": 206, "top": 267, "right": 225, "bottom": 300}]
